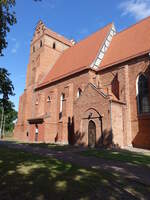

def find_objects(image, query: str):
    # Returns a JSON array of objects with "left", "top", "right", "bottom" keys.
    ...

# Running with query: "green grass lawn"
[
  {"left": 0, "top": 146, "right": 150, "bottom": 200},
  {"left": 80, "top": 148, "right": 150, "bottom": 168}
]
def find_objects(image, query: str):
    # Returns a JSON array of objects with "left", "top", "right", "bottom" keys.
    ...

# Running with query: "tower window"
[
  {"left": 53, "top": 42, "right": 56, "bottom": 49},
  {"left": 40, "top": 40, "right": 42, "bottom": 47},
  {"left": 136, "top": 74, "right": 150, "bottom": 114},
  {"left": 33, "top": 46, "right": 35, "bottom": 53},
  {"left": 77, "top": 88, "right": 82, "bottom": 98}
]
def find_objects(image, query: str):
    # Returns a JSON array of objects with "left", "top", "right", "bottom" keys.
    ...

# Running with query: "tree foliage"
[
  {"left": 0, "top": 0, "right": 41, "bottom": 56},
  {"left": 0, "top": 68, "right": 17, "bottom": 132},
  {"left": 0, "top": 68, "right": 15, "bottom": 111},
  {"left": 0, "top": 101, "right": 17, "bottom": 132},
  {"left": 0, "top": 0, "right": 16, "bottom": 56}
]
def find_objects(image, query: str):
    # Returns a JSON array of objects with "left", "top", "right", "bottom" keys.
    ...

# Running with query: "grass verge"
[{"left": 80, "top": 148, "right": 150, "bottom": 167}]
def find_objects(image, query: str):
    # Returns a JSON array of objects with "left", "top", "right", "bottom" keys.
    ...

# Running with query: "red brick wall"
[
  {"left": 73, "top": 83, "right": 111, "bottom": 146},
  {"left": 99, "top": 55, "right": 150, "bottom": 149}
]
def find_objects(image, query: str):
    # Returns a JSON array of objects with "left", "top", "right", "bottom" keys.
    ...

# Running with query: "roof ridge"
[
  {"left": 116, "top": 15, "right": 150, "bottom": 36},
  {"left": 46, "top": 26, "right": 71, "bottom": 43}
]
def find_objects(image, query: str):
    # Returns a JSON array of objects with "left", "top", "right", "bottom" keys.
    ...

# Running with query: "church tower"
[
  {"left": 14, "top": 20, "right": 73, "bottom": 140},
  {"left": 26, "top": 20, "right": 73, "bottom": 88}
]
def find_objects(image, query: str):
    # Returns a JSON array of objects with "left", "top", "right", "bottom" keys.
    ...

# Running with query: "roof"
[
  {"left": 38, "top": 23, "right": 112, "bottom": 88},
  {"left": 44, "top": 28, "right": 73, "bottom": 47},
  {"left": 100, "top": 16, "right": 150, "bottom": 70}
]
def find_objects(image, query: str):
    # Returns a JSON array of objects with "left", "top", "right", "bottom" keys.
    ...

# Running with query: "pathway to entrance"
[{"left": 0, "top": 140, "right": 150, "bottom": 186}]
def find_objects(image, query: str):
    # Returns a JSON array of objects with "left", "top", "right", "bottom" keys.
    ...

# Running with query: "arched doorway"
[{"left": 88, "top": 120, "right": 96, "bottom": 147}]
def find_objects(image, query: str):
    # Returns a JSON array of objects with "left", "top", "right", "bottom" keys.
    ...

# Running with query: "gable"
[{"left": 75, "top": 83, "right": 109, "bottom": 106}]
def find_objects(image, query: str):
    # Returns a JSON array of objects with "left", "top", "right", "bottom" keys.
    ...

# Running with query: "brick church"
[{"left": 14, "top": 16, "right": 150, "bottom": 149}]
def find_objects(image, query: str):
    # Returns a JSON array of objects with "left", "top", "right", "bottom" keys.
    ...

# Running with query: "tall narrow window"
[
  {"left": 40, "top": 40, "right": 42, "bottom": 47},
  {"left": 33, "top": 46, "right": 35, "bottom": 53},
  {"left": 60, "top": 93, "right": 65, "bottom": 112},
  {"left": 59, "top": 93, "right": 65, "bottom": 119},
  {"left": 47, "top": 96, "right": 51, "bottom": 102},
  {"left": 111, "top": 73, "right": 119, "bottom": 99},
  {"left": 136, "top": 74, "right": 150, "bottom": 114},
  {"left": 77, "top": 88, "right": 82, "bottom": 98},
  {"left": 53, "top": 42, "right": 56, "bottom": 49},
  {"left": 35, "top": 124, "right": 38, "bottom": 142}
]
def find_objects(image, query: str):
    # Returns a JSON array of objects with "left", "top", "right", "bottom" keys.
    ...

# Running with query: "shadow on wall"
[
  {"left": 67, "top": 116, "right": 120, "bottom": 148},
  {"left": 67, "top": 117, "right": 85, "bottom": 146},
  {"left": 97, "top": 129, "right": 120, "bottom": 148}
]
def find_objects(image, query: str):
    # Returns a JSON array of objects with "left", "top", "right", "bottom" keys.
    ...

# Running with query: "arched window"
[
  {"left": 47, "top": 96, "right": 51, "bottom": 102},
  {"left": 40, "top": 40, "right": 42, "bottom": 47},
  {"left": 136, "top": 74, "right": 150, "bottom": 114},
  {"left": 60, "top": 93, "right": 65, "bottom": 113},
  {"left": 53, "top": 42, "right": 56, "bottom": 49},
  {"left": 35, "top": 98, "right": 38, "bottom": 105},
  {"left": 77, "top": 88, "right": 82, "bottom": 98}
]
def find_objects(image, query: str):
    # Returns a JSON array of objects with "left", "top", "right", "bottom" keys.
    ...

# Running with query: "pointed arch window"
[
  {"left": 60, "top": 93, "right": 65, "bottom": 112},
  {"left": 59, "top": 93, "right": 65, "bottom": 119},
  {"left": 35, "top": 98, "right": 39, "bottom": 105},
  {"left": 77, "top": 88, "right": 82, "bottom": 98},
  {"left": 47, "top": 96, "right": 51, "bottom": 102},
  {"left": 136, "top": 74, "right": 150, "bottom": 114}
]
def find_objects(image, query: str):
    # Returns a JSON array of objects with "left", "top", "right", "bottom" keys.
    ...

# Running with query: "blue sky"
[{"left": 1, "top": 0, "right": 150, "bottom": 110}]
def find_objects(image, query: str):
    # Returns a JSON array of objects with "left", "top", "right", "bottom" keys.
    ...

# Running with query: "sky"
[{"left": 1, "top": 0, "right": 150, "bottom": 111}]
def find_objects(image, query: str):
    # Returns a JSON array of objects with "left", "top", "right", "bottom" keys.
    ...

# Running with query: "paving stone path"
[{"left": 0, "top": 140, "right": 150, "bottom": 187}]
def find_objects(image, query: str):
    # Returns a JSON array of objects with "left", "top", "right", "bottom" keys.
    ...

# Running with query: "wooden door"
[{"left": 88, "top": 120, "right": 96, "bottom": 147}]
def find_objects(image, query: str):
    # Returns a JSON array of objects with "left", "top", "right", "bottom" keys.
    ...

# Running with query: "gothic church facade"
[{"left": 14, "top": 17, "right": 150, "bottom": 149}]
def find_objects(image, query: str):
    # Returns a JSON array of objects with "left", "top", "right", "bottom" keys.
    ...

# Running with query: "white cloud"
[
  {"left": 11, "top": 42, "right": 20, "bottom": 54},
  {"left": 120, "top": 0, "right": 150, "bottom": 20}
]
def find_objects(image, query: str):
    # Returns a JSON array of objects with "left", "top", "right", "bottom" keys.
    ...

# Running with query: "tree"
[
  {"left": 0, "top": 101, "right": 17, "bottom": 132},
  {"left": 0, "top": 0, "right": 16, "bottom": 56},
  {"left": 0, "top": 67, "right": 16, "bottom": 135},
  {"left": 0, "top": 68, "right": 14, "bottom": 110},
  {"left": 0, "top": 0, "right": 41, "bottom": 56}
]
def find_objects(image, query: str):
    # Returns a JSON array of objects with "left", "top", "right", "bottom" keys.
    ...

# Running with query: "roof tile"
[
  {"left": 100, "top": 16, "right": 150, "bottom": 69},
  {"left": 39, "top": 23, "right": 112, "bottom": 87}
]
